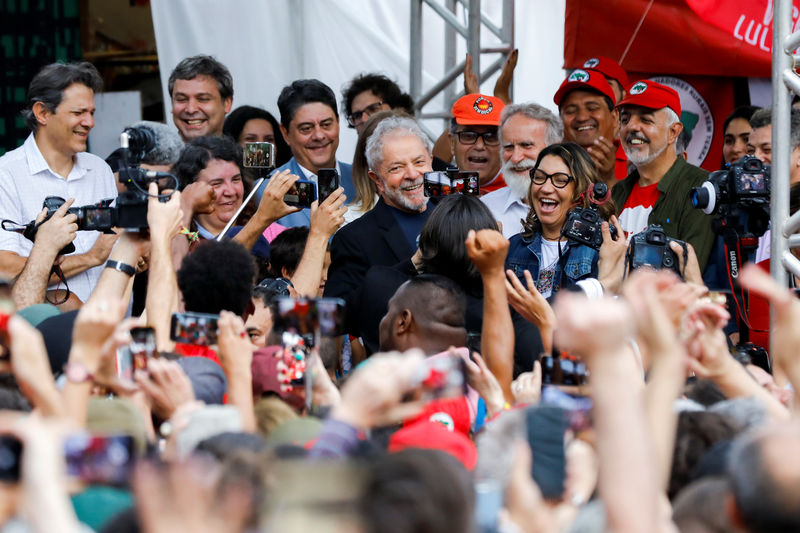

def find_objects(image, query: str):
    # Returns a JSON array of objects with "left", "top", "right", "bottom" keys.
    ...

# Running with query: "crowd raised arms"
[{"left": 0, "top": 51, "right": 799, "bottom": 533}]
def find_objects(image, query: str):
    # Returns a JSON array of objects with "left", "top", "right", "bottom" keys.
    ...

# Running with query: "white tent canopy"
[{"left": 151, "top": 0, "right": 566, "bottom": 161}]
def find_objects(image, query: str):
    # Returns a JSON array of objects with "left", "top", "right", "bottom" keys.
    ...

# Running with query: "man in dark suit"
[
  {"left": 324, "top": 116, "right": 434, "bottom": 328},
  {"left": 254, "top": 79, "right": 356, "bottom": 228}
]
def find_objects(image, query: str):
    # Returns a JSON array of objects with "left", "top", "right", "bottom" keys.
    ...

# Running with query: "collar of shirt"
[
  {"left": 296, "top": 161, "right": 342, "bottom": 182},
  {"left": 501, "top": 187, "right": 526, "bottom": 212},
  {"left": 195, "top": 221, "right": 216, "bottom": 240},
  {"left": 24, "top": 133, "right": 89, "bottom": 181}
]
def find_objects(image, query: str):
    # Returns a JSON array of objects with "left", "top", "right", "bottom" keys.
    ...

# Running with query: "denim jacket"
[{"left": 505, "top": 232, "right": 599, "bottom": 297}]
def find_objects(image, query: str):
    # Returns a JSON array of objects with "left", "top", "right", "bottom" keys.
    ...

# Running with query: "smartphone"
[
  {"left": 283, "top": 180, "right": 317, "bottom": 208},
  {"left": 317, "top": 168, "right": 340, "bottom": 204},
  {"left": 415, "top": 354, "right": 467, "bottom": 401},
  {"left": 0, "top": 279, "right": 12, "bottom": 361},
  {"left": 170, "top": 312, "right": 220, "bottom": 345},
  {"left": 466, "top": 332, "right": 481, "bottom": 357},
  {"left": 423, "top": 171, "right": 448, "bottom": 197},
  {"left": 526, "top": 405, "right": 568, "bottom": 500},
  {"left": 274, "top": 297, "right": 345, "bottom": 338},
  {"left": 0, "top": 435, "right": 22, "bottom": 482},
  {"left": 64, "top": 433, "right": 135, "bottom": 486},
  {"left": 243, "top": 142, "right": 275, "bottom": 169},
  {"left": 130, "top": 326, "right": 156, "bottom": 370}
]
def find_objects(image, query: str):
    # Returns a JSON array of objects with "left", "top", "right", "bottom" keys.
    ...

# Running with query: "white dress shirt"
[
  {"left": 0, "top": 134, "right": 118, "bottom": 302},
  {"left": 480, "top": 186, "right": 529, "bottom": 239}
]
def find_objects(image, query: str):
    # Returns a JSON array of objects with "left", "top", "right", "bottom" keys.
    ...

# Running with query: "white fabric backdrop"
[{"left": 151, "top": 0, "right": 566, "bottom": 162}]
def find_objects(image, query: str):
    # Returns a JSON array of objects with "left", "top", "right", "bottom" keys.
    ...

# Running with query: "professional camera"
[
  {"left": 690, "top": 155, "right": 770, "bottom": 236},
  {"left": 626, "top": 224, "right": 687, "bottom": 278},
  {"left": 562, "top": 182, "right": 617, "bottom": 250},
  {"left": 423, "top": 166, "right": 480, "bottom": 197}
]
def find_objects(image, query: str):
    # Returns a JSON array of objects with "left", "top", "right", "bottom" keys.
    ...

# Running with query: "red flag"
[{"left": 685, "top": 0, "right": 800, "bottom": 55}]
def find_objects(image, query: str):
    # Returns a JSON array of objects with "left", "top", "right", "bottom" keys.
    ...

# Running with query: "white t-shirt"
[{"left": 536, "top": 238, "right": 562, "bottom": 298}]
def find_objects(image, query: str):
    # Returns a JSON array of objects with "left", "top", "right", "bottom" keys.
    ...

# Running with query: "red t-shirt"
[{"left": 619, "top": 182, "right": 661, "bottom": 239}]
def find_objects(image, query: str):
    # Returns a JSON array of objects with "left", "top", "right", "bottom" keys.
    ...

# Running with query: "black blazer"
[{"left": 324, "top": 198, "right": 425, "bottom": 331}]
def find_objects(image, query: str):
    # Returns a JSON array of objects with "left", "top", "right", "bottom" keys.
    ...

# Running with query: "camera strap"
[{"left": 722, "top": 232, "right": 766, "bottom": 334}]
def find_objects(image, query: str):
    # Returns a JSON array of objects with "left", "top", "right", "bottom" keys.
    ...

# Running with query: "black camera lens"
[{"left": 690, "top": 187, "right": 709, "bottom": 209}]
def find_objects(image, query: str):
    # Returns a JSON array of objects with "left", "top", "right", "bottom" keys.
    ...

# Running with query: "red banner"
[
  {"left": 685, "top": 0, "right": 800, "bottom": 56},
  {"left": 564, "top": 0, "right": 771, "bottom": 78}
]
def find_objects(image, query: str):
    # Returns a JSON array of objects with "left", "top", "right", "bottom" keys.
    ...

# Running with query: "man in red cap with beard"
[{"left": 611, "top": 80, "right": 714, "bottom": 270}]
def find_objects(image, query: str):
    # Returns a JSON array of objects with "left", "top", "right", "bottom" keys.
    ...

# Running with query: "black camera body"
[
  {"left": 627, "top": 224, "right": 687, "bottom": 277},
  {"left": 690, "top": 156, "right": 770, "bottom": 236},
  {"left": 562, "top": 182, "right": 617, "bottom": 250}
]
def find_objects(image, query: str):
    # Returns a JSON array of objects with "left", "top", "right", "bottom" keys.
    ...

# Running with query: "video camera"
[
  {"left": 561, "top": 182, "right": 617, "bottom": 250},
  {"left": 423, "top": 166, "right": 480, "bottom": 197},
  {"left": 626, "top": 224, "right": 687, "bottom": 278},
  {"left": 690, "top": 155, "right": 770, "bottom": 237}
]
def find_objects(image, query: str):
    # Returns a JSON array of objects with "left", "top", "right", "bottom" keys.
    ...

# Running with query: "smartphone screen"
[
  {"left": 423, "top": 171, "right": 448, "bottom": 197},
  {"left": 243, "top": 142, "right": 275, "bottom": 169},
  {"left": 317, "top": 168, "right": 340, "bottom": 204},
  {"left": 525, "top": 405, "right": 568, "bottom": 500},
  {"left": 170, "top": 312, "right": 220, "bottom": 345},
  {"left": 416, "top": 354, "right": 467, "bottom": 401},
  {"left": 283, "top": 180, "right": 317, "bottom": 208},
  {"left": 129, "top": 326, "right": 156, "bottom": 370},
  {"left": 0, "top": 435, "right": 22, "bottom": 482},
  {"left": 0, "top": 280, "right": 13, "bottom": 361},
  {"left": 64, "top": 433, "right": 135, "bottom": 486},
  {"left": 82, "top": 207, "right": 114, "bottom": 231}
]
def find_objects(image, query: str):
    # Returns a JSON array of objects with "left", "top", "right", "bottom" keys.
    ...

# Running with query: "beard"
[
  {"left": 502, "top": 157, "right": 536, "bottom": 201},
  {"left": 382, "top": 178, "right": 427, "bottom": 213},
  {"left": 623, "top": 132, "right": 667, "bottom": 166}
]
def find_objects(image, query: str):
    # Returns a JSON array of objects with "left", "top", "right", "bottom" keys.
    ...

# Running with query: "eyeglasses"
[
  {"left": 347, "top": 101, "right": 385, "bottom": 127},
  {"left": 454, "top": 130, "right": 500, "bottom": 146},
  {"left": 529, "top": 169, "right": 573, "bottom": 188}
]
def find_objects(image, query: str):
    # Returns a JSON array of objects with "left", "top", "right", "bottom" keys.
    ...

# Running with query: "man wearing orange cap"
[
  {"left": 554, "top": 69, "right": 626, "bottom": 185},
  {"left": 449, "top": 94, "right": 506, "bottom": 194},
  {"left": 611, "top": 80, "right": 714, "bottom": 270}
]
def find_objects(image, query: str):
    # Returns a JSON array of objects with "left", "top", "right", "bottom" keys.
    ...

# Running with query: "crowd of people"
[{"left": 0, "top": 48, "right": 798, "bottom": 533}]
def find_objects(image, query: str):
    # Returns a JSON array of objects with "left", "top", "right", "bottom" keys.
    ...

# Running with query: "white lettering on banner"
[{"left": 732, "top": 3, "right": 800, "bottom": 54}]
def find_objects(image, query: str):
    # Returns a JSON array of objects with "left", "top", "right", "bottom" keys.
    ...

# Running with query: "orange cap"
[{"left": 451, "top": 94, "right": 505, "bottom": 126}]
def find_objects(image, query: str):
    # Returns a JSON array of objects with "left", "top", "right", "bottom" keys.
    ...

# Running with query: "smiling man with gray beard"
[
  {"left": 325, "top": 116, "right": 434, "bottom": 314},
  {"left": 611, "top": 80, "right": 715, "bottom": 270},
  {"left": 481, "top": 103, "right": 563, "bottom": 238}
]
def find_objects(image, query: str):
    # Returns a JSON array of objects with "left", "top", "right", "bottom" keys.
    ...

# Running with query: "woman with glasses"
[{"left": 506, "top": 142, "right": 621, "bottom": 300}]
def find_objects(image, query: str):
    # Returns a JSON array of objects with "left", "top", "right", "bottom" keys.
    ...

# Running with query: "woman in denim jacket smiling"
[{"left": 505, "top": 142, "right": 620, "bottom": 300}]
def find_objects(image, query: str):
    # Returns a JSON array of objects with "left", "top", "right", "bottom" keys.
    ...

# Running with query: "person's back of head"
[
  {"left": 173, "top": 135, "right": 243, "bottom": 190},
  {"left": 360, "top": 448, "right": 474, "bottom": 533},
  {"left": 379, "top": 274, "right": 467, "bottom": 353},
  {"left": 672, "top": 476, "right": 734, "bottom": 533},
  {"left": 727, "top": 424, "right": 800, "bottom": 533},
  {"left": 670, "top": 410, "right": 739, "bottom": 499},
  {"left": 268, "top": 227, "right": 309, "bottom": 278},
  {"left": 418, "top": 194, "right": 499, "bottom": 289},
  {"left": 178, "top": 239, "right": 256, "bottom": 315}
]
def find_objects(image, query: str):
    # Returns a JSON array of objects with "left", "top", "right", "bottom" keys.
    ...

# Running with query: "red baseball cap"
[
  {"left": 389, "top": 421, "right": 478, "bottom": 471},
  {"left": 582, "top": 56, "right": 629, "bottom": 90},
  {"left": 617, "top": 80, "right": 682, "bottom": 117},
  {"left": 553, "top": 69, "right": 616, "bottom": 108},
  {"left": 451, "top": 94, "right": 505, "bottom": 126}
]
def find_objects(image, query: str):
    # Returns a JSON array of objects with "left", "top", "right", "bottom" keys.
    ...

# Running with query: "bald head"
[{"left": 378, "top": 275, "right": 467, "bottom": 353}]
